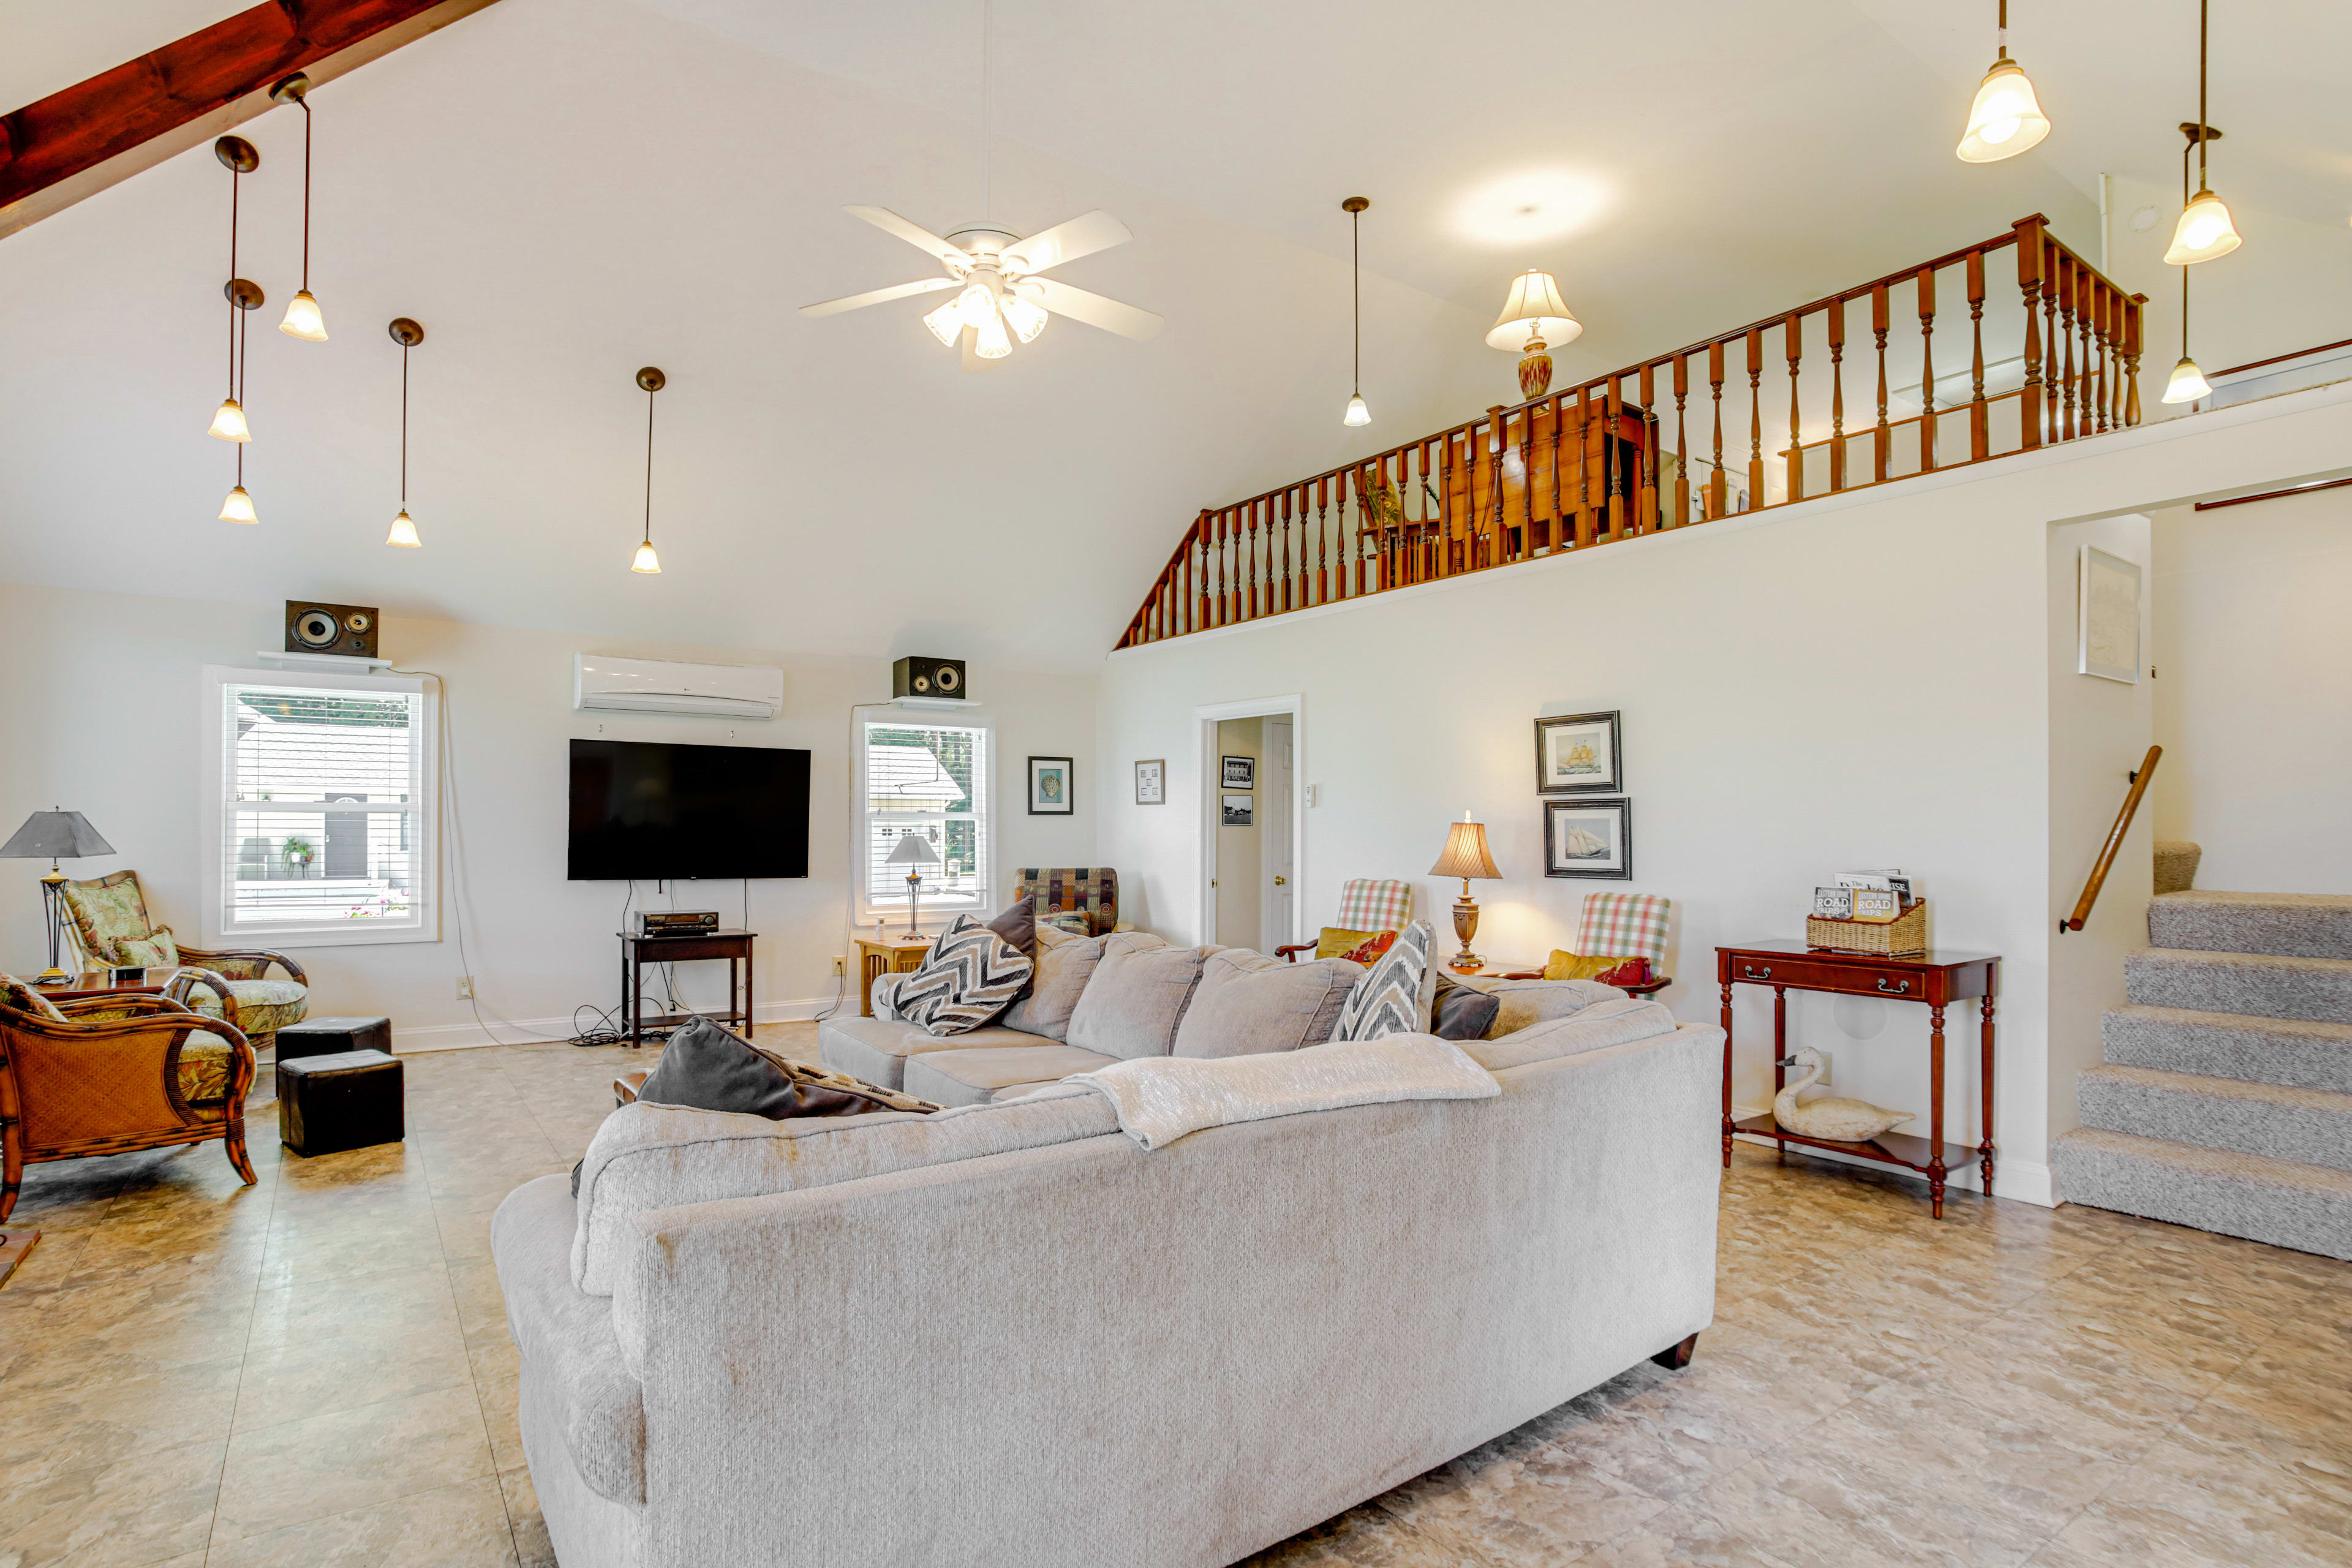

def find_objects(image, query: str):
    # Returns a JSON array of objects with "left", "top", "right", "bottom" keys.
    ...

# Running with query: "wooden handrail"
[{"left": 2062, "top": 745, "right": 2161, "bottom": 933}]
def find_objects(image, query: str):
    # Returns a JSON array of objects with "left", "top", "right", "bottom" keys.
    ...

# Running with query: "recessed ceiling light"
[
  {"left": 2130, "top": 206, "right": 2160, "bottom": 232},
  {"left": 1452, "top": 171, "right": 1611, "bottom": 247}
]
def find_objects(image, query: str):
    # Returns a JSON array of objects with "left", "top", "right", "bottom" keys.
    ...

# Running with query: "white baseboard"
[
  {"left": 390, "top": 996, "right": 843, "bottom": 1054},
  {"left": 1730, "top": 1104, "right": 2054, "bottom": 1209}
]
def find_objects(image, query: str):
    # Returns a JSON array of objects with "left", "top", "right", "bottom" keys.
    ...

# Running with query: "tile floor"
[{"left": 2, "top": 1025, "right": 2346, "bottom": 1568}]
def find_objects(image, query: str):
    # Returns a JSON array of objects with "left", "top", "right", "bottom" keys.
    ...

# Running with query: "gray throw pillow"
[
  {"left": 985, "top": 901, "right": 1038, "bottom": 960},
  {"left": 1429, "top": 971, "right": 1502, "bottom": 1042},
  {"left": 1001, "top": 930, "right": 1106, "bottom": 1041},
  {"left": 1065, "top": 933, "right": 1204, "bottom": 1060},
  {"left": 635, "top": 1017, "right": 941, "bottom": 1119},
  {"left": 1173, "top": 948, "right": 1363, "bottom": 1058},
  {"left": 894, "top": 914, "right": 1036, "bottom": 1036}
]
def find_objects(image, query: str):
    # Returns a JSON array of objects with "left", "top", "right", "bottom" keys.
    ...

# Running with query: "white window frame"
[
  {"left": 200, "top": 665, "right": 440, "bottom": 949},
  {"left": 854, "top": 710, "right": 992, "bottom": 930}
]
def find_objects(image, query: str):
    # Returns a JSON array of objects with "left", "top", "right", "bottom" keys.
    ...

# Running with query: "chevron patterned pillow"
[
  {"left": 895, "top": 913, "right": 1037, "bottom": 1037},
  {"left": 1333, "top": 918, "right": 1438, "bottom": 1042}
]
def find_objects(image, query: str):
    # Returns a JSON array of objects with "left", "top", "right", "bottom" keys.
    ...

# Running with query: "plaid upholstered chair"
[
  {"left": 1009, "top": 867, "right": 1120, "bottom": 937},
  {"left": 1276, "top": 878, "right": 1414, "bottom": 962},
  {"left": 0, "top": 973, "right": 258, "bottom": 1219},
  {"left": 1503, "top": 892, "right": 1674, "bottom": 994},
  {"left": 58, "top": 870, "right": 309, "bottom": 1052}
]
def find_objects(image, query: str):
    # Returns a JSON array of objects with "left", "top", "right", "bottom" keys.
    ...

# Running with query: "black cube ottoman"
[
  {"left": 277, "top": 1049, "right": 404, "bottom": 1157},
  {"left": 275, "top": 1016, "right": 393, "bottom": 1062}
]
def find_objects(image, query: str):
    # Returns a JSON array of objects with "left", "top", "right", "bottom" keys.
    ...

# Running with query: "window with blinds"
[
  {"left": 861, "top": 721, "right": 988, "bottom": 919},
  {"left": 208, "top": 673, "right": 434, "bottom": 943}
]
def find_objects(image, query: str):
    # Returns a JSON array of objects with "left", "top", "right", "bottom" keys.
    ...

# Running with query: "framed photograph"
[
  {"left": 2078, "top": 545, "right": 2141, "bottom": 684},
  {"left": 1027, "top": 756, "right": 1074, "bottom": 816},
  {"left": 1221, "top": 755, "right": 1256, "bottom": 790},
  {"left": 1534, "top": 711, "right": 1623, "bottom": 794},
  {"left": 1544, "top": 797, "right": 1631, "bottom": 879},
  {"left": 1134, "top": 758, "right": 1166, "bottom": 805},
  {"left": 1221, "top": 793, "right": 1254, "bottom": 827}
]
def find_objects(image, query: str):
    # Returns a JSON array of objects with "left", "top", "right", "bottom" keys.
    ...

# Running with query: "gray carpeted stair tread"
[
  {"left": 2076, "top": 1063, "right": 2352, "bottom": 1173},
  {"left": 2153, "top": 842, "right": 2203, "bottom": 896},
  {"left": 2103, "top": 1004, "right": 2352, "bottom": 1093},
  {"left": 2124, "top": 948, "right": 2352, "bottom": 1025},
  {"left": 2148, "top": 891, "right": 2352, "bottom": 960},
  {"left": 2052, "top": 1126, "right": 2352, "bottom": 1260}
]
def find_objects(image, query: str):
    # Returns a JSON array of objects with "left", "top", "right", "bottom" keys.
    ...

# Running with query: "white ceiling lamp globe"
[
  {"left": 2161, "top": 357, "right": 2212, "bottom": 405},
  {"left": 218, "top": 484, "right": 257, "bottom": 524},
  {"left": 973, "top": 309, "right": 1013, "bottom": 360},
  {"left": 279, "top": 288, "right": 328, "bottom": 341},
  {"left": 1956, "top": 58, "right": 2050, "bottom": 162},
  {"left": 385, "top": 508, "right": 420, "bottom": 547},
  {"left": 922, "top": 298, "right": 965, "bottom": 347},
  {"left": 631, "top": 540, "right": 662, "bottom": 574},
  {"left": 2164, "top": 188, "right": 2242, "bottom": 265},
  {"left": 1343, "top": 393, "right": 1371, "bottom": 427},
  {"left": 1000, "top": 292, "right": 1048, "bottom": 344},
  {"left": 208, "top": 398, "right": 251, "bottom": 442}
]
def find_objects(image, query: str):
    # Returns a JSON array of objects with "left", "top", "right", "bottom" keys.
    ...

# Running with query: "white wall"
[
  {"left": 2152, "top": 485, "right": 2352, "bottom": 892},
  {"left": 0, "top": 581, "right": 1095, "bottom": 1047},
  {"left": 1097, "top": 379, "right": 2352, "bottom": 1208}
]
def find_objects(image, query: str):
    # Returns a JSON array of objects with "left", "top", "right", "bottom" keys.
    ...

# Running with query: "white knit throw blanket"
[{"left": 1064, "top": 1035, "right": 1499, "bottom": 1152}]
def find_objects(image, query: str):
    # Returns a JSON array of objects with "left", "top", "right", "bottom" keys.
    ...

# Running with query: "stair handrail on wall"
[
  {"left": 1117, "top": 214, "right": 2148, "bottom": 650},
  {"left": 2063, "top": 745, "right": 2163, "bottom": 934}
]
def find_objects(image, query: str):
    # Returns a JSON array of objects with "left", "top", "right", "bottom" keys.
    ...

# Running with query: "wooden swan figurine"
[{"left": 1773, "top": 1047, "right": 1913, "bottom": 1142}]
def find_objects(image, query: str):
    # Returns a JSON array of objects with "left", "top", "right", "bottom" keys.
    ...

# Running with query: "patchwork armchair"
[
  {"left": 58, "top": 870, "right": 309, "bottom": 1052},
  {"left": 0, "top": 974, "right": 257, "bottom": 1219},
  {"left": 1009, "top": 867, "right": 1120, "bottom": 937},
  {"left": 1276, "top": 878, "right": 1414, "bottom": 963}
]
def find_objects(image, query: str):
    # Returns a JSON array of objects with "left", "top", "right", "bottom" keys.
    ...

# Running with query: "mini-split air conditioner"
[{"left": 573, "top": 654, "right": 783, "bottom": 720}]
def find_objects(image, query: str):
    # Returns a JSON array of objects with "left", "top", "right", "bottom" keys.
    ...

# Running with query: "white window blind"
[
  {"left": 210, "top": 674, "right": 434, "bottom": 943},
  {"left": 861, "top": 721, "right": 988, "bottom": 918}
]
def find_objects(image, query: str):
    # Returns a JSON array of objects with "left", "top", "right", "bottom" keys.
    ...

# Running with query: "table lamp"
[
  {"left": 1430, "top": 810, "right": 1503, "bottom": 971},
  {"left": 886, "top": 833, "right": 941, "bottom": 942},
  {"left": 2, "top": 809, "right": 115, "bottom": 984},
  {"left": 1485, "top": 269, "right": 1583, "bottom": 402}
]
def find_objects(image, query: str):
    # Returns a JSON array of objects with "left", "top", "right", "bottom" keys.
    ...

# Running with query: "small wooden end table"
[
  {"left": 618, "top": 930, "right": 756, "bottom": 1047},
  {"left": 1717, "top": 940, "right": 1999, "bottom": 1218},
  {"left": 34, "top": 970, "right": 168, "bottom": 1000},
  {"left": 856, "top": 937, "right": 933, "bottom": 1017}
]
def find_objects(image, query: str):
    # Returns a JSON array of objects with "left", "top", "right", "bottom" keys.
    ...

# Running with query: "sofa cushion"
[
  {"left": 893, "top": 914, "right": 1035, "bottom": 1036},
  {"left": 902, "top": 1044, "right": 1121, "bottom": 1107},
  {"left": 1459, "top": 997, "right": 1679, "bottom": 1071},
  {"left": 1000, "top": 929, "right": 1106, "bottom": 1042},
  {"left": 1452, "top": 976, "right": 1623, "bottom": 1040},
  {"left": 569, "top": 1085, "right": 1118, "bottom": 1294},
  {"left": 1429, "top": 972, "right": 1502, "bottom": 1042},
  {"left": 1065, "top": 933, "right": 1203, "bottom": 1060},
  {"left": 1172, "top": 949, "right": 1362, "bottom": 1058},
  {"left": 180, "top": 976, "right": 307, "bottom": 1039},
  {"left": 636, "top": 1017, "right": 939, "bottom": 1118},
  {"left": 1333, "top": 919, "right": 1439, "bottom": 1042},
  {"left": 818, "top": 1014, "right": 1035, "bottom": 1091}
]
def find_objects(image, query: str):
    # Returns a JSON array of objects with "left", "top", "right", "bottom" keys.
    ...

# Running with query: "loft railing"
[{"left": 1117, "top": 214, "right": 2146, "bottom": 649}]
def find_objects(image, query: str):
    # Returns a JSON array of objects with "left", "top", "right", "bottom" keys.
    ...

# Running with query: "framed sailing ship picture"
[
  {"left": 1534, "top": 712, "right": 1622, "bottom": 794},
  {"left": 1544, "top": 798, "right": 1631, "bottom": 879}
]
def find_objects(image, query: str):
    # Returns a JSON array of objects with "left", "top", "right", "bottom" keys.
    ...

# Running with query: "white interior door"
[{"left": 1261, "top": 717, "right": 1294, "bottom": 952}]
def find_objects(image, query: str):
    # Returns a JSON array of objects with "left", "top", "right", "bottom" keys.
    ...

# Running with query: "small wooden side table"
[
  {"left": 1717, "top": 940, "right": 1999, "bottom": 1218},
  {"left": 618, "top": 930, "right": 756, "bottom": 1048},
  {"left": 856, "top": 937, "right": 933, "bottom": 1017}
]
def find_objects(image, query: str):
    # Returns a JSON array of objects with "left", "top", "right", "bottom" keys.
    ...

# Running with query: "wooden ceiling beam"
[{"left": 0, "top": 0, "right": 502, "bottom": 241}]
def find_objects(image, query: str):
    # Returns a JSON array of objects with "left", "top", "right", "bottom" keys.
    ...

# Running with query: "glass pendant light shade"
[
  {"left": 279, "top": 288, "right": 328, "bottom": 341},
  {"left": 208, "top": 398, "right": 251, "bottom": 442},
  {"left": 1955, "top": 58, "right": 2050, "bottom": 161},
  {"left": 218, "top": 484, "right": 258, "bottom": 523},
  {"left": 631, "top": 540, "right": 662, "bottom": 574},
  {"left": 957, "top": 282, "right": 998, "bottom": 331},
  {"left": 1343, "top": 393, "right": 1371, "bottom": 427},
  {"left": 922, "top": 298, "right": 965, "bottom": 347},
  {"left": 2161, "top": 356, "right": 2212, "bottom": 404},
  {"left": 2165, "top": 189, "right": 2242, "bottom": 264},
  {"left": 973, "top": 310, "right": 1013, "bottom": 360},
  {"left": 385, "top": 508, "right": 420, "bottom": 547},
  {"left": 1000, "top": 293, "right": 1048, "bottom": 343}
]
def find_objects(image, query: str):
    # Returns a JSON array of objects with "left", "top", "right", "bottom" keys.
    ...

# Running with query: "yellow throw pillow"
[
  {"left": 1543, "top": 950, "right": 1643, "bottom": 982},
  {"left": 1316, "top": 927, "right": 1382, "bottom": 960}
]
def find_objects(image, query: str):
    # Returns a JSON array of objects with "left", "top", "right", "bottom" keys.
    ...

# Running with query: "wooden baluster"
[
  {"left": 1545, "top": 400, "right": 1562, "bottom": 547},
  {"left": 1707, "top": 343, "right": 1727, "bottom": 519},
  {"left": 1191, "top": 513, "right": 1205, "bottom": 631},
  {"left": 1745, "top": 327, "right": 1764, "bottom": 509},
  {"left": 2013, "top": 218, "right": 2045, "bottom": 449},
  {"left": 1605, "top": 380, "right": 1624, "bottom": 538},
  {"left": 1967, "top": 248, "right": 1989, "bottom": 462},
  {"left": 1917, "top": 265, "right": 1937, "bottom": 473},
  {"left": 1295, "top": 484, "right": 1311, "bottom": 605},
  {"left": 1352, "top": 470, "right": 1369, "bottom": 595},
  {"left": 2053, "top": 248, "right": 2074, "bottom": 442},
  {"left": 2124, "top": 290, "right": 2146, "bottom": 428},
  {"left": 1228, "top": 507, "right": 1242, "bottom": 624},
  {"left": 1278, "top": 488, "right": 1292, "bottom": 611},
  {"left": 1827, "top": 297, "right": 1847, "bottom": 492},
  {"left": 1638, "top": 363, "right": 1659, "bottom": 533},
  {"left": 1577, "top": 385, "right": 1596, "bottom": 543},
  {"left": 2100, "top": 285, "right": 2119, "bottom": 432},
  {"left": 1517, "top": 406, "right": 1535, "bottom": 557},
  {"left": 1673, "top": 355, "right": 1691, "bottom": 526},
  {"left": 2084, "top": 269, "right": 2106, "bottom": 434},
  {"left": 1490, "top": 408, "right": 1507, "bottom": 564},
  {"left": 1872, "top": 284, "right": 1890, "bottom": 483},
  {"left": 1313, "top": 477, "right": 1329, "bottom": 605},
  {"left": 1784, "top": 312, "right": 1804, "bottom": 504}
]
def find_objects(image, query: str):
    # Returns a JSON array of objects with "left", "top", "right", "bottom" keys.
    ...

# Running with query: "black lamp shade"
[{"left": 1, "top": 811, "right": 115, "bottom": 860}]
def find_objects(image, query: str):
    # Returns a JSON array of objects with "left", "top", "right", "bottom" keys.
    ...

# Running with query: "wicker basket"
[{"left": 1806, "top": 899, "right": 1929, "bottom": 956}]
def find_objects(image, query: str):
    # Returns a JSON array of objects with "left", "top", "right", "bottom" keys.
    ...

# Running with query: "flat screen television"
[{"left": 567, "top": 739, "right": 810, "bottom": 881}]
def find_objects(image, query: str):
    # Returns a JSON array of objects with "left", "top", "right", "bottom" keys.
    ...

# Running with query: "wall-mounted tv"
[{"left": 567, "top": 739, "right": 810, "bottom": 881}]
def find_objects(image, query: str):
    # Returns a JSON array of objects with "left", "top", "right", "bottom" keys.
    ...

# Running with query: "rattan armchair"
[
  {"left": 58, "top": 870, "right": 309, "bottom": 1050},
  {"left": 0, "top": 978, "right": 257, "bottom": 1220}
]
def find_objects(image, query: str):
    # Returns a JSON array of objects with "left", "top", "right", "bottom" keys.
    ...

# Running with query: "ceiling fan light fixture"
[
  {"left": 922, "top": 298, "right": 965, "bottom": 347},
  {"left": 957, "top": 281, "right": 998, "bottom": 330},
  {"left": 208, "top": 397, "right": 251, "bottom": 442},
  {"left": 2162, "top": 355, "right": 2212, "bottom": 404},
  {"left": 973, "top": 310, "right": 1013, "bottom": 359},
  {"left": 1001, "top": 292, "right": 1048, "bottom": 343},
  {"left": 219, "top": 484, "right": 258, "bottom": 524},
  {"left": 385, "top": 508, "right": 420, "bottom": 547},
  {"left": 2165, "top": 187, "right": 2241, "bottom": 263}
]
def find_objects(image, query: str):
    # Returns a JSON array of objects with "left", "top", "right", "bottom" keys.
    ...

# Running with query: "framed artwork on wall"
[
  {"left": 1534, "top": 712, "right": 1622, "bottom": 794},
  {"left": 1221, "top": 794, "right": 1254, "bottom": 827},
  {"left": 1027, "top": 756, "right": 1074, "bottom": 815},
  {"left": 1544, "top": 797, "right": 1631, "bottom": 879},
  {"left": 1134, "top": 759, "right": 1165, "bottom": 805},
  {"left": 2078, "top": 545, "right": 2141, "bottom": 684},
  {"left": 1221, "top": 755, "right": 1256, "bottom": 790}
]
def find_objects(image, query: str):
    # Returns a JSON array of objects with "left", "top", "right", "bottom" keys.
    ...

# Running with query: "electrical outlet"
[
  {"left": 831, "top": 955, "right": 846, "bottom": 976},
  {"left": 455, "top": 975, "right": 473, "bottom": 1000}
]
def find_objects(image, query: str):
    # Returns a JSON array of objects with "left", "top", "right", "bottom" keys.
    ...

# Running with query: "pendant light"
[
  {"left": 208, "top": 136, "right": 260, "bottom": 443},
  {"left": 631, "top": 368, "right": 666, "bottom": 575},
  {"left": 385, "top": 318, "right": 424, "bottom": 545},
  {"left": 1341, "top": 197, "right": 1371, "bottom": 426},
  {"left": 2164, "top": 0, "right": 2242, "bottom": 265},
  {"left": 270, "top": 74, "right": 328, "bottom": 340},
  {"left": 2162, "top": 128, "right": 2216, "bottom": 404},
  {"left": 217, "top": 277, "right": 265, "bottom": 524},
  {"left": 1955, "top": 0, "right": 2051, "bottom": 162}
]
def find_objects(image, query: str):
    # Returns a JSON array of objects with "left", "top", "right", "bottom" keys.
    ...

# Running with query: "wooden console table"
[
  {"left": 619, "top": 929, "right": 755, "bottom": 1047},
  {"left": 1716, "top": 941, "right": 1999, "bottom": 1218}
]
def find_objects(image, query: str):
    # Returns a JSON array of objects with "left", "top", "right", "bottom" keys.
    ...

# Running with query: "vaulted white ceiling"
[{"left": 2, "top": 0, "right": 2345, "bottom": 671}]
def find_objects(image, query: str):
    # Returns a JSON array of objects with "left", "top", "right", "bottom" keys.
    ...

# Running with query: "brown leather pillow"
[{"left": 986, "top": 901, "right": 1038, "bottom": 960}]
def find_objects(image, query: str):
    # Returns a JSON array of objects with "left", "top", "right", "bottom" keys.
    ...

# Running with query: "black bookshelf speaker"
[
  {"left": 285, "top": 600, "right": 380, "bottom": 658},
  {"left": 892, "top": 656, "right": 968, "bottom": 700}
]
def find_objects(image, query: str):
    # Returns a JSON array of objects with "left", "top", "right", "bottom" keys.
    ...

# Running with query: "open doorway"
[{"left": 1196, "top": 696, "right": 1303, "bottom": 951}]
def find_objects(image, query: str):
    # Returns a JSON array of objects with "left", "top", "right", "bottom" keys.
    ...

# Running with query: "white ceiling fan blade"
[
  {"left": 1001, "top": 210, "right": 1133, "bottom": 276},
  {"left": 844, "top": 205, "right": 971, "bottom": 269},
  {"left": 960, "top": 324, "right": 1000, "bottom": 373},
  {"left": 1025, "top": 277, "right": 1164, "bottom": 341},
  {"left": 797, "top": 276, "right": 958, "bottom": 318}
]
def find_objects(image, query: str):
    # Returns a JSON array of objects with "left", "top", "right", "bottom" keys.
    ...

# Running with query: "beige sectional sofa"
[{"left": 492, "top": 935, "right": 1725, "bottom": 1568}]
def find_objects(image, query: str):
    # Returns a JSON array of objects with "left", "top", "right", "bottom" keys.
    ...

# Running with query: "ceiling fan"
[{"left": 798, "top": 205, "right": 1163, "bottom": 371}]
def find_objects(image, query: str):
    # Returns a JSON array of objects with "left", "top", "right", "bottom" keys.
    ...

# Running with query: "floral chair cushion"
[
  {"left": 59, "top": 871, "right": 156, "bottom": 965},
  {"left": 119, "top": 931, "right": 182, "bottom": 968},
  {"left": 179, "top": 978, "right": 307, "bottom": 1039},
  {"left": 0, "top": 974, "right": 70, "bottom": 1022},
  {"left": 178, "top": 1031, "right": 235, "bottom": 1104}
]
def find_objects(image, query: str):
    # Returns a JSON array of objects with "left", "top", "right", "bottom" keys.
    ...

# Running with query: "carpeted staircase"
[{"left": 2052, "top": 843, "right": 2352, "bottom": 1260}]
